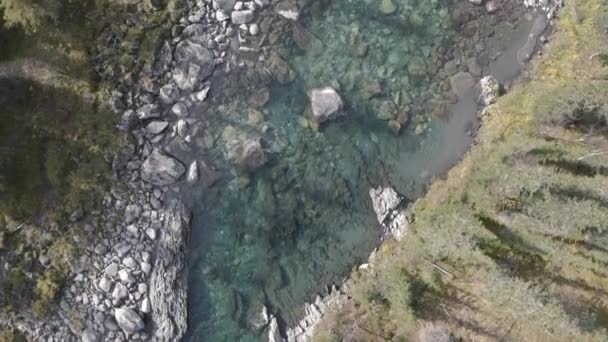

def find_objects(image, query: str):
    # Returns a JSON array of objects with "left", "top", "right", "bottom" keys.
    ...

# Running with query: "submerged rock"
[
  {"left": 141, "top": 148, "right": 186, "bottom": 186},
  {"left": 268, "top": 53, "right": 296, "bottom": 84},
  {"left": 310, "top": 87, "right": 344, "bottom": 123},
  {"left": 275, "top": 0, "right": 299, "bottom": 20},
  {"left": 449, "top": 71, "right": 475, "bottom": 99},
  {"left": 236, "top": 138, "right": 267, "bottom": 172},
  {"left": 477, "top": 75, "right": 501, "bottom": 106},
  {"left": 380, "top": 0, "right": 397, "bottom": 14},
  {"left": 187, "top": 161, "right": 199, "bottom": 184},
  {"left": 114, "top": 307, "right": 144, "bottom": 334}
]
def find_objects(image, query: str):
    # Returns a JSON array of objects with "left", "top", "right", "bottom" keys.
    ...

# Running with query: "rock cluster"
[
  {"left": 369, "top": 186, "right": 411, "bottom": 241},
  {"left": 286, "top": 285, "right": 350, "bottom": 342},
  {"left": 55, "top": 177, "right": 191, "bottom": 341}
]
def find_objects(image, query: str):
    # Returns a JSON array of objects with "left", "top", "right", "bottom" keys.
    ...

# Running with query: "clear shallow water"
[{"left": 183, "top": 0, "right": 474, "bottom": 340}]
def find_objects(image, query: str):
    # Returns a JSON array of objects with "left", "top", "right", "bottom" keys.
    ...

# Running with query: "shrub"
[
  {"left": 0, "top": 0, "right": 60, "bottom": 32},
  {"left": 31, "top": 268, "right": 63, "bottom": 318}
]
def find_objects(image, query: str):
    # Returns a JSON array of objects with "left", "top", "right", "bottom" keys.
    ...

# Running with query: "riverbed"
[{"left": 180, "top": 0, "right": 542, "bottom": 340}]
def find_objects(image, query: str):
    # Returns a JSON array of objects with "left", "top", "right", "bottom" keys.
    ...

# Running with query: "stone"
[
  {"left": 369, "top": 186, "right": 402, "bottom": 224},
  {"left": 275, "top": 0, "right": 299, "bottom": 20},
  {"left": 231, "top": 10, "right": 255, "bottom": 25},
  {"left": 126, "top": 224, "right": 139, "bottom": 237},
  {"left": 118, "top": 269, "right": 135, "bottom": 283},
  {"left": 477, "top": 75, "right": 501, "bottom": 106},
  {"left": 99, "top": 277, "right": 112, "bottom": 293},
  {"left": 69, "top": 207, "right": 84, "bottom": 222},
  {"left": 310, "top": 87, "right": 344, "bottom": 123},
  {"left": 124, "top": 204, "right": 142, "bottom": 224},
  {"left": 249, "top": 23, "right": 260, "bottom": 35},
  {"left": 118, "top": 109, "right": 138, "bottom": 131},
  {"left": 187, "top": 161, "right": 199, "bottom": 183},
  {"left": 105, "top": 263, "right": 119, "bottom": 278},
  {"left": 268, "top": 53, "right": 296, "bottom": 84},
  {"left": 141, "top": 297, "right": 151, "bottom": 314},
  {"left": 380, "top": 0, "right": 397, "bottom": 14},
  {"left": 104, "top": 316, "right": 120, "bottom": 331},
  {"left": 146, "top": 121, "right": 169, "bottom": 135},
  {"left": 138, "top": 283, "right": 148, "bottom": 294},
  {"left": 236, "top": 138, "right": 267, "bottom": 171},
  {"left": 112, "top": 283, "right": 128, "bottom": 300},
  {"left": 141, "top": 148, "right": 186, "bottom": 186},
  {"left": 142, "top": 251, "right": 152, "bottom": 262},
  {"left": 146, "top": 228, "right": 157, "bottom": 240},
  {"left": 94, "top": 243, "right": 108, "bottom": 255},
  {"left": 81, "top": 328, "right": 100, "bottom": 342},
  {"left": 137, "top": 104, "right": 162, "bottom": 120},
  {"left": 192, "top": 87, "right": 210, "bottom": 102},
  {"left": 177, "top": 120, "right": 188, "bottom": 137},
  {"left": 123, "top": 257, "right": 137, "bottom": 269},
  {"left": 485, "top": 0, "right": 498, "bottom": 13},
  {"left": 216, "top": 10, "right": 230, "bottom": 21},
  {"left": 468, "top": 0, "right": 483, "bottom": 5},
  {"left": 148, "top": 200, "right": 191, "bottom": 341},
  {"left": 449, "top": 71, "right": 475, "bottom": 99},
  {"left": 268, "top": 316, "right": 283, "bottom": 342},
  {"left": 115, "top": 307, "right": 145, "bottom": 333},
  {"left": 214, "top": 0, "right": 236, "bottom": 11},
  {"left": 248, "top": 87, "right": 270, "bottom": 107},
  {"left": 141, "top": 262, "right": 152, "bottom": 274},
  {"left": 173, "top": 40, "right": 215, "bottom": 90},
  {"left": 172, "top": 102, "right": 189, "bottom": 117},
  {"left": 159, "top": 84, "right": 179, "bottom": 104}
]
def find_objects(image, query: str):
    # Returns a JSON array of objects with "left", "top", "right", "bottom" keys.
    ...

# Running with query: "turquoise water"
[{"left": 184, "top": 0, "right": 468, "bottom": 340}]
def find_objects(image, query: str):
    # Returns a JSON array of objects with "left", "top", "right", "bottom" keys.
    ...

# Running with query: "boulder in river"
[
  {"left": 141, "top": 148, "right": 186, "bottom": 186},
  {"left": 236, "top": 138, "right": 267, "bottom": 172},
  {"left": 477, "top": 75, "right": 501, "bottom": 106},
  {"left": 187, "top": 161, "right": 199, "bottom": 184},
  {"left": 114, "top": 307, "right": 144, "bottom": 334},
  {"left": 369, "top": 186, "right": 401, "bottom": 224},
  {"left": 310, "top": 87, "right": 344, "bottom": 123}
]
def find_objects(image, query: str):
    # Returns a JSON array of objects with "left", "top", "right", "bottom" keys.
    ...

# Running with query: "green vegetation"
[
  {"left": 0, "top": 0, "right": 123, "bottom": 327},
  {"left": 315, "top": 0, "right": 608, "bottom": 340}
]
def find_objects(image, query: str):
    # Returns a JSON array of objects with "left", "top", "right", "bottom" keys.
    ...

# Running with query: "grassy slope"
[
  {"left": 315, "top": 0, "right": 608, "bottom": 341},
  {"left": 0, "top": 0, "right": 123, "bottom": 329}
]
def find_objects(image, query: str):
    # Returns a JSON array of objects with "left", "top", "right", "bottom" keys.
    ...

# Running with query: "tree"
[{"left": 0, "top": 0, "right": 61, "bottom": 32}]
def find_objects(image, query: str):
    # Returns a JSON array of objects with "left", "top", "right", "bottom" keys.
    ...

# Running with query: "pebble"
[
  {"left": 146, "top": 228, "right": 157, "bottom": 240},
  {"left": 105, "top": 263, "right": 119, "bottom": 278}
]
